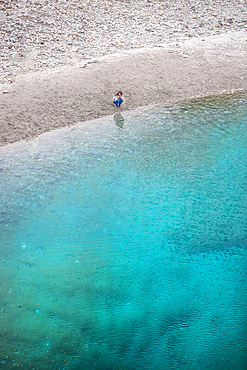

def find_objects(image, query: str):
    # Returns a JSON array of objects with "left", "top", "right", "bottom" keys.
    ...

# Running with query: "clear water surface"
[{"left": 0, "top": 93, "right": 247, "bottom": 369}]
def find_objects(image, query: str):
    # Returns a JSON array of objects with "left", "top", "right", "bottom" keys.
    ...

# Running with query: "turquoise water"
[{"left": 0, "top": 93, "right": 247, "bottom": 369}]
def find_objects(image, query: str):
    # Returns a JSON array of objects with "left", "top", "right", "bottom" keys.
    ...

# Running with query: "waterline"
[{"left": 1, "top": 93, "right": 247, "bottom": 369}]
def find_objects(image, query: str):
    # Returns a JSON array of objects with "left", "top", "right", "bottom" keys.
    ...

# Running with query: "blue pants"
[{"left": 113, "top": 98, "right": 123, "bottom": 108}]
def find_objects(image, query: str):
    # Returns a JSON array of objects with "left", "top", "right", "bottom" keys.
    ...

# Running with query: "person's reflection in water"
[{"left": 113, "top": 112, "right": 124, "bottom": 129}]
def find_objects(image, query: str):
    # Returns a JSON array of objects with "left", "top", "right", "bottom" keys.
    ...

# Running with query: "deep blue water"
[{"left": 0, "top": 93, "right": 247, "bottom": 369}]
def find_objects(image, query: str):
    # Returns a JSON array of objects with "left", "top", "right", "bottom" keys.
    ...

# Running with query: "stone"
[{"left": 0, "top": 0, "right": 246, "bottom": 84}]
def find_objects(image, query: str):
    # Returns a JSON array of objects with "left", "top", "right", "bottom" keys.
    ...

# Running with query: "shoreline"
[{"left": 0, "top": 31, "right": 247, "bottom": 147}]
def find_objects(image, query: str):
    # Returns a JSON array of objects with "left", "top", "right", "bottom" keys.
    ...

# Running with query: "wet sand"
[{"left": 0, "top": 31, "right": 246, "bottom": 147}]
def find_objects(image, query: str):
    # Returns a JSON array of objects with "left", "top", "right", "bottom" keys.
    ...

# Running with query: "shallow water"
[{"left": 0, "top": 93, "right": 247, "bottom": 369}]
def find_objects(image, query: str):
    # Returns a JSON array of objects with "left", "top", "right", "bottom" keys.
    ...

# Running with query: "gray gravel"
[{"left": 0, "top": 0, "right": 246, "bottom": 84}]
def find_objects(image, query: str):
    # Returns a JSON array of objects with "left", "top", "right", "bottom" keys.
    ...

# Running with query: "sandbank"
[{"left": 0, "top": 31, "right": 246, "bottom": 147}]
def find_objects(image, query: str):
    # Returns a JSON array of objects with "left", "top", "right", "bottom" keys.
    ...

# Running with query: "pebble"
[{"left": 0, "top": 0, "right": 246, "bottom": 84}]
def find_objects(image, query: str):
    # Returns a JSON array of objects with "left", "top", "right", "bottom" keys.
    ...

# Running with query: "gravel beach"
[{"left": 0, "top": 0, "right": 247, "bottom": 145}]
